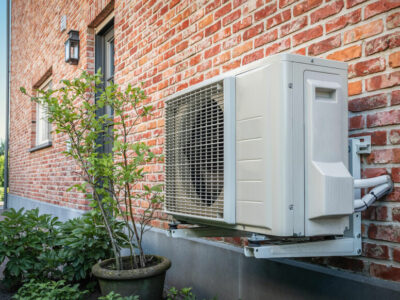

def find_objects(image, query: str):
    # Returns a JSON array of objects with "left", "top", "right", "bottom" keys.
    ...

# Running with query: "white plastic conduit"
[{"left": 354, "top": 175, "right": 393, "bottom": 212}]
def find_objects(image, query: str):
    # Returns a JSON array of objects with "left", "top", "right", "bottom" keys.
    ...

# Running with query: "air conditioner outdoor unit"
[{"left": 165, "top": 54, "right": 354, "bottom": 238}]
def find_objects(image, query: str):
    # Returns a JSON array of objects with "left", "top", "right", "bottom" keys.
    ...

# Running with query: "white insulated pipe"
[
  {"left": 354, "top": 175, "right": 393, "bottom": 212},
  {"left": 354, "top": 175, "right": 391, "bottom": 189}
]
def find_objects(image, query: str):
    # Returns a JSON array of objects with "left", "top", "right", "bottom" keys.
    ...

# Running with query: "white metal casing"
[{"left": 165, "top": 54, "right": 353, "bottom": 237}]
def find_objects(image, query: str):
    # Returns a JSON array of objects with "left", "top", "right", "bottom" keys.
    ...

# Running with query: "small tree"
[{"left": 21, "top": 71, "right": 163, "bottom": 270}]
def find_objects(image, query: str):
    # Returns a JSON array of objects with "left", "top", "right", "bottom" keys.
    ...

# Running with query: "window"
[
  {"left": 95, "top": 20, "right": 114, "bottom": 154},
  {"left": 36, "top": 79, "right": 52, "bottom": 146}
]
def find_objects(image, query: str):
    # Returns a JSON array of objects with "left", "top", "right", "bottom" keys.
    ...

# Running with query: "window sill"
[{"left": 29, "top": 141, "right": 52, "bottom": 153}]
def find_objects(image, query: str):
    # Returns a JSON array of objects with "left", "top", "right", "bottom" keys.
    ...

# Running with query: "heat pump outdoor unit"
[{"left": 165, "top": 54, "right": 354, "bottom": 238}]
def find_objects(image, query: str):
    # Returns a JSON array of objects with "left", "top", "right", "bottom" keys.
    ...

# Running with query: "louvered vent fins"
[{"left": 166, "top": 82, "right": 225, "bottom": 220}]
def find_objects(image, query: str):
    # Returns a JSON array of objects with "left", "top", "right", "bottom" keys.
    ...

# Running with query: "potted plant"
[{"left": 21, "top": 71, "right": 170, "bottom": 299}]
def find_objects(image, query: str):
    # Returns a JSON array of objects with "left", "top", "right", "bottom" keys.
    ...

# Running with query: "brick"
[
  {"left": 213, "top": 27, "right": 231, "bottom": 43},
  {"left": 308, "top": 34, "right": 341, "bottom": 56},
  {"left": 233, "top": 16, "right": 252, "bottom": 33},
  {"left": 349, "top": 115, "right": 364, "bottom": 130},
  {"left": 371, "top": 131, "right": 387, "bottom": 145},
  {"left": 387, "top": 187, "right": 400, "bottom": 202},
  {"left": 392, "top": 168, "right": 400, "bottom": 183},
  {"left": 189, "top": 54, "right": 202, "bottom": 66},
  {"left": 343, "top": 19, "right": 384, "bottom": 44},
  {"left": 394, "top": 248, "right": 400, "bottom": 262},
  {"left": 190, "top": 32, "right": 204, "bottom": 45},
  {"left": 363, "top": 242, "right": 389, "bottom": 259},
  {"left": 327, "top": 45, "right": 362, "bottom": 61},
  {"left": 293, "top": 0, "right": 323, "bottom": 17},
  {"left": 189, "top": 74, "right": 204, "bottom": 85},
  {"left": 254, "top": 3, "right": 277, "bottom": 21},
  {"left": 392, "top": 90, "right": 400, "bottom": 106},
  {"left": 222, "top": 59, "right": 241, "bottom": 72},
  {"left": 222, "top": 9, "right": 241, "bottom": 26},
  {"left": 347, "top": 0, "right": 368, "bottom": 8},
  {"left": 370, "top": 263, "right": 400, "bottom": 282},
  {"left": 366, "top": 149, "right": 400, "bottom": 164},
  {"left": 293, "top": 47, "right": 306, "bottom": 55},
  {"left": 243, "top": 23, "right": 264, "bottom": 41},
  {"left": 196, "top": 60, "right": 212, "bottom": 72},
  {"left": 255, "top": 29, "right": 278, "bottom": 48},
  {"left": 280, "top": 16, "right": 308, "bottom": 37},
  {"left": 205, "top": 68, "right": 220, "bottom": 79},
  {"left": 266, "top": 9, "right": 291, "bottom": 29},
  {"left": 348, "top": 81, "right": 362, "bottom": 96},
  {"left": 389, "top": 51, "right": 400, "bottom": 68},
  {"left": 214, "top": 2, "right": 231, "bottom": 19},
  {"left": 190, "top": 8, "right": 204, "bottom": 24},
  {"left": 169, "top": 0, "right": 180, "bottom": 9},
  {"left": 293, "top": 25, "right": 323, "bottom": 46},
  {"left": 205, "top": 21, "right": 221, "bottom": 37},
  {"left": 242, "top": 49, "right": 264, "bottom": 65},
  {"left": 310, "top": 0, "right": 344, "bottom": 24},
  {"left": 232, "top": 40, "right": 253, "bottom": 57},
  {"left": 348, "top": 93, "right": 387, "bottom": 112},
  {"left": 223, "top": 35, "right": 242, "bottom": 50},
  {"left": 364, "top": 0, "right": 400, "bottom": 20},
  {"left": 388, "top": 11, "right": 400, "bottom": 29},
  {"left": 176, "top": 40, "right": 189, "bottom": 53},
  {"left": 366, "top": 71, "right": 400, "bottom": 92},
  {"left": 279, "top": 0, "right": 297, "bottom": 8},
  {"left": 233, "top": 0, "right": 247, "bottom": 8},
  {"left": 367, "top": 109, "right": 400, "bottom": 127},
  {"left": 205, "top": 0, "right": 221, "bottom": 15},
  {"left": 365, "top": 32, "right": 400, "bottom": 56},
  {"left": 363, "top": 206, "right": 389, "bottom": 221},
  {"left": 368, "top": 223, "right": 400, "bottom": 242},
  {"left": 204, "top": 44, "right": 221, "bottom": 59},
  {"left": 349, "top": 58, "right": 386, "bottom": 78},
  {"left": 390, "top": 129, "right": 400, "bottom": 144},
  {"left": 213, "top": 51, "right": 231, "bottom": 66},
  {"left": 199, "top": 14, "right": 214, "bottom": 29},
  {"left": 326, "top": 8, "right": 361, "bottom": 33},
  {"left": 265, "top": 38, "right": 291, "bottom": 56},
  {"left": 362, "top": 167, "right": 388, "bottom": 178}
]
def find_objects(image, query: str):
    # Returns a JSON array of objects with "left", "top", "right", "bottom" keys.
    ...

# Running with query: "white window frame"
[{"left": 36, "top": 78, "right": 52, "bottom": 146}]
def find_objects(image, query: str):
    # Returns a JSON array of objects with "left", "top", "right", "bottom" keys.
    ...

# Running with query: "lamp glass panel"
[{"left": 65, "top": 40, "right": 70, "bottom": 62}]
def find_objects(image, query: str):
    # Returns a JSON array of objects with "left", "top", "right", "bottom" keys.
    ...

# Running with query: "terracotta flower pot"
[{"left": 92, "top": 255, "right": 171, "bottom": 299}]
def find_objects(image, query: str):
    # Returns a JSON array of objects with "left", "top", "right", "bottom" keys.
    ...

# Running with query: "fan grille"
[{"left": 165, "top": 82, "right": 225, "bottom": 220}]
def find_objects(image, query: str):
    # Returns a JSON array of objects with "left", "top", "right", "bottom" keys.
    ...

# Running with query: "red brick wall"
[{"left": 10, "top": 0, "right": 400, "bottom": 282}]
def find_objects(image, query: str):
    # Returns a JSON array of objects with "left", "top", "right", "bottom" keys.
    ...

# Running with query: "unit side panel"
[
  {"left": 235, "top": 61, "right": 293, "bottom": 236},
  {"left": 295, "top": 62, "right": 352, "bottom": 236}
]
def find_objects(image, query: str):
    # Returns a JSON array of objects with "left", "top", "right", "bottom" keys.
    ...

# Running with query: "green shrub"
[
  {"left": 98, "top": 291, "right": 139, "bottom": 300},
  {"left": 0, "top": 208, "right": 62, "bottom": 289},
  {"left": 12, "top": 279, "right": 88, "bottom": 300},
  {"left": 0, "top": 208, "right": 125, "bottom": 290},
  {"left": 58, "top": 211, "right": 127, "bottom": 289}
]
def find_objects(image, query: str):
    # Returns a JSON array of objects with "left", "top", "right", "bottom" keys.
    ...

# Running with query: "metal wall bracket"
[
  {"left": 354, "top": 135, "right": 371, "bottom": 154},
  {"left": 244, "top": 137, "right": 365, "bottom": 259},
  {"left": 167, "top": 226, "right": 249, "bottom": 239},
  {"left": 168, "top": 138, "right": 365, "bottom": 259}
]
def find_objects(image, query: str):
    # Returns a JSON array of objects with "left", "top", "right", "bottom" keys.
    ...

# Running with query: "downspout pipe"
[{"left": 4, "top": 0, "right": 11, "bottom": 208}]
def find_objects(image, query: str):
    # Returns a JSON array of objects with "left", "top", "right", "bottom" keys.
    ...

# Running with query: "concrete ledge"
[
  {"left": 142, "top": 230, "right": 400, "bottom": 300},
  {"left": 6, "top": 194, "right": 400, "bottom": 299},
  {"left": 7, "top": 194, "right": 84, "bottom": 222}
]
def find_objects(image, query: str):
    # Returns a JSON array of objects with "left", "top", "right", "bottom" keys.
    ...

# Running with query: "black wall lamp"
[{"left": 65, "top": 30, "right": 79, "bottom": 65}]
